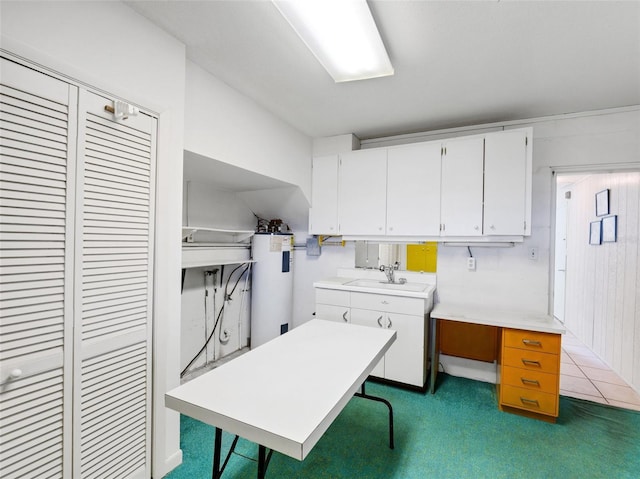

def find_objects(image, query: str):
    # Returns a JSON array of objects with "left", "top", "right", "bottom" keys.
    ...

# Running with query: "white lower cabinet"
[
  {"left": 350, "top": 308, "right": 386, "bottom": 377},
  {"left": 315, "top": 287, "right": 429, "bottom": 388},
  {"left": 315, "top": 289, "right": 350, "bottom": 323}
]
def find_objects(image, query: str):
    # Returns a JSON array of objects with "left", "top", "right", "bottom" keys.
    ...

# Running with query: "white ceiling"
[{"left": 126, "top": 0, "right": 639, "bottom": 141}]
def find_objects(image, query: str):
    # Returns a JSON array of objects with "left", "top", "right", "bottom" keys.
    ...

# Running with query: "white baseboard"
[{"left": 154, "top": 449, "right": 182, "bottom": 478}]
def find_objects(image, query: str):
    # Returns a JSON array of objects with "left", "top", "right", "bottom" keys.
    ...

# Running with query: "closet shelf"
[{"left": 182, "top": 226, "right": 255, "bottom": 243}]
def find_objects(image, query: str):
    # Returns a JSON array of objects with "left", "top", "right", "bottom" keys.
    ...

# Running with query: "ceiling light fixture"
[{"left": 273, "top": 0, "right": 394, "bottom": 83}]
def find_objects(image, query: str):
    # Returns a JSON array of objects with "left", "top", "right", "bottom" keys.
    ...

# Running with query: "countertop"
[
  {"left": 314, "top": 276, "right": 436, "bottom": 300},
  {"left": 431, "top": 303, "right": 565, "bottom": 334}
]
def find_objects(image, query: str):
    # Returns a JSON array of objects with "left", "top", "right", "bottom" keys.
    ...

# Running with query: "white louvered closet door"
[
  {"left": 73, "top": 91, "right": 156, "bottom": 479},
  {"left": 0, "top": 58, "right": 77, "bottom": 478}
]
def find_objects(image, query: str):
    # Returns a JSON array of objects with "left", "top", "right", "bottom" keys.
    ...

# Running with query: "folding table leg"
[
  {"left": 258, "top": 445, "right": 266, "bottom": 479},
  {"left": 354, "top": 383, "right": 395, "bottom": 449},
  {"left": 212, "top": 427, "right": 223, "bottom": 479}
]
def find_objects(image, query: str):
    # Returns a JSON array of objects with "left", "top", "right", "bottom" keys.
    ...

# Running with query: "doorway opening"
[{"left": 552, "top": 169, "right": 640, "bottom": 407}]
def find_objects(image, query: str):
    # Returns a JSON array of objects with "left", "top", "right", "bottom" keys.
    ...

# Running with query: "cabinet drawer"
[
  {"left": 503, "top": 329, "right": 561, "bottom": 355},
  {"left": 351, "top": 292, "right": 423, "bottom": 315},
  {"left": 315, "top": 304, "right": 349, "bottom": 323},
  {"left": 502, "top": 347, "right": 559, "bottom": 374},
  {"left": 315, "top": 288, "right": 350, "bottom": 307},
  {"left": 501, "top": 384, "right": 558, "bottom": 416},
  {"left": 502, "top": 365, "right": 558, "bottom": 394}
]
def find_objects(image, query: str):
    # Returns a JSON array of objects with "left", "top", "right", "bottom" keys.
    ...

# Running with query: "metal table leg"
[{"left": 354, "top": 382, "right": 394, "bottom": 449}]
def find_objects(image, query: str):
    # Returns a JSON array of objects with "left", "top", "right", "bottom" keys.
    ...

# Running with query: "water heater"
[{"left": 250, "top": 233, "right": 293, "bottom": 348}]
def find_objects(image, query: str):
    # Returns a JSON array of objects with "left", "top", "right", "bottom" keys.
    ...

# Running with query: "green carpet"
[{"left": 163, "top": 374, "right": 640, "bottom": 479}]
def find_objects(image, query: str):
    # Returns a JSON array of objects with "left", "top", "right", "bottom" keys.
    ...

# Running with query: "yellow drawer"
[
  {"left": 503, "top": 329, "right": 561, "bottom": 355},
  {"left": 501, "top": 384, "right": 558, "bottom": 416},
  {"left": 502, "top": 365, "right": 558, "bottom": 394},
  {"left": 502, "top": 347, "right": 560, "bottom": 374}
]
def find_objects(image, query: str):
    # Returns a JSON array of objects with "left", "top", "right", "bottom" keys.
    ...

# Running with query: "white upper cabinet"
[
  {"left": 484, "top": 129, "right": 530, "bottom": 235},
  {"left": 338, "top": 149, "right": 388, "bottom": 235},
  {"left": 386, "top": 141, "right": 442, "bottom": 236},
  {"left": 309, "top": 154, "right": 339, "bottom": 235},
  {"left": 308, "top": 128, "right": 532, "bottom": 241},
  {"left": 440, "top": 136, "right": 485, "bottom": 236}
]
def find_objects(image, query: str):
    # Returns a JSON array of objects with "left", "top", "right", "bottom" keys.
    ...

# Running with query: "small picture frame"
[
  {"left": 595, "top": 189, "right": 609, "bottom": 217},
  {"left": 589, "top": 220, "right": 601, "bottom": 245},
  {"left": 602, "top": 215, "right": 617, "bottom": 242}
]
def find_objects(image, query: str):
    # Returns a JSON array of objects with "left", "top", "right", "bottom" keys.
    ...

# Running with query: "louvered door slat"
[
  {"left": 0, "top": 109, "right": 68, "bottom": 136},
  {"left": 1, "top": 145, "right": 68, "bottom": 168},
  {"left": 85, "top": 182, "right": 149, "bottom": 201}
]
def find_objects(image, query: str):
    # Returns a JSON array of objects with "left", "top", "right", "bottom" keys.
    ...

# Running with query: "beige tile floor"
[{"left": 560, "top": 330, "right": 640, "bottom": 411}]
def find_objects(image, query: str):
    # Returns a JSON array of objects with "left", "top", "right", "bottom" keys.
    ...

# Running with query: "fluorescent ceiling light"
[{"left": 273, "top": 0, "right": 394, "bottom": 83}]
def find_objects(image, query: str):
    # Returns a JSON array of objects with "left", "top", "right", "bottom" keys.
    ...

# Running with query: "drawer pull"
[
  {"left": 521, "top": 359, "right": 541, "bottom": 367},
  {"left": 377, "top": 315, "right": 383, "bottom": 327},
  {"left": 381, "top": 300, "right": 389, "bottom": 305},
  {"left": 342, "top": 311, "right": 348, "bottom": 322},
  {"left": 520, "top": 397, "right": 540, "bottom": 407},
  {"left": 521, "top": 378, "right": 540, "bottom": 387},
  {"left": 522, "top": 339, "right": 542, "bottom": 347}
]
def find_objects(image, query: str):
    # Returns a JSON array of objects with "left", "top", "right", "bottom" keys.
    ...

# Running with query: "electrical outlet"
[
  {"left": 467, "top": 257, "right": 476, "bottom": 271},
  {"left": 529, "top": 247, "right": 538, "bottom": 261}
]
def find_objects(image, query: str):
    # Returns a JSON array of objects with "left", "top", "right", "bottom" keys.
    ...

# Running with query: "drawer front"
[
  {"left": 502, "top": 347, "right": 560, "bottom": 374},
  {"left": 503, "top": 329, "right": 561, "bottom": 355},
  {"left": 315, "top": 304, "right": 349, "bottom": 323},
  {"left": 350, "top": 292, "right": 423, "bottom": 315},
  {"left": 502, "top": 365, "right": 558, "bottom": 394},
  {"left": 315, "top": 288, "right": 350, "bottom": 307},
  {"left": 501, "top": 384, "right": 558, "bottom": 416}
]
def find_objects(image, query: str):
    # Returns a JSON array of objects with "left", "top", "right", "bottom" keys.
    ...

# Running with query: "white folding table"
[{"left": 165, "top": 319, "right": 397, "bottom": 478}]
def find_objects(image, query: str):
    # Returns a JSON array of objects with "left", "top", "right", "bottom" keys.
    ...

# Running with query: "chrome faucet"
[{"left": 380, "top": 262, "right": 399, "bottom": 283}]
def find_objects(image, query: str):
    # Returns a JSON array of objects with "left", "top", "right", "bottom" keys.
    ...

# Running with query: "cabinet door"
[
  {"left": 386, "top": 142, "right": 441, "bottom": 236},
  {"left": 309, "top": 154, "right": 339, "bottom": 234},
  {"left": 338, "top": 149, "right": 387, "bottom": 235},
  {"left": 384, "top": 313, "right": 425, "bottom": 387},
  {"left": 484, "top": 130, "right": 528, "bottom": 235},
  {"left": 440, "top": 137, "right": 484, "bottom": 236},
  {"left": 350, "top": 308, "right": 385, "bottom": 377},
  {"left": 73, "top": 91, "right": 154, "bottom": 478},
  {"left": 0, "top": 57, "right": 76, "bottom": 478},
  {"left": 315, "top": 304, "right": 350, "bottom": 323}
]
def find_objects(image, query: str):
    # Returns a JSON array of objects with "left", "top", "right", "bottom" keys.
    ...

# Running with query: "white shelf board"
[{"left": 182, "top": 226, "right": 254, "bottom": 243}]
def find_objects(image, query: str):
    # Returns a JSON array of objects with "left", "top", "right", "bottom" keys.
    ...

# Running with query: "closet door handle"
[
  {"left": 342, "top": 311, "right": 348, "bottom": 322},
  {"left": 377, "top": 315, "right": 383, "bottom": 327}
]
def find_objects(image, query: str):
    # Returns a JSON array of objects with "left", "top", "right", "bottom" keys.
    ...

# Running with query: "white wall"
[
  {"left": 184, "top": 61, "right": 313, "bottom": 201},
  {"left": 1, "top": 2, "right": 186, "bottom": 476},
  {"left": 292, "top": 240, "right": 356, "bottom": 329},
  {"left": 184, "top": 181, "right": 256, "bottom": 230},
  {"left": 563, "top": 172, "right": 640, "bottom": 392}
]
